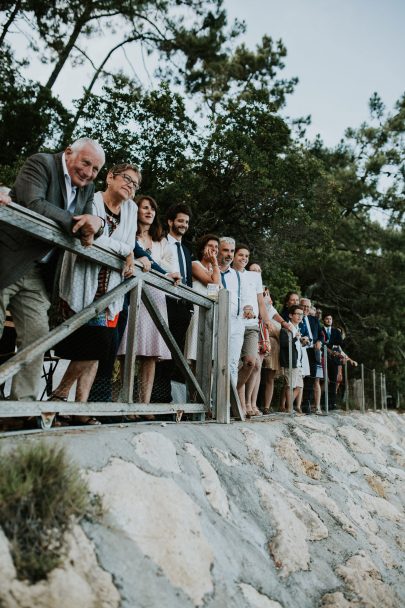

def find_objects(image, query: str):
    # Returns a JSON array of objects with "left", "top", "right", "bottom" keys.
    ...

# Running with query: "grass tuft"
[{"left": 0, "top": 442, "right": 90, "bottom": 582}]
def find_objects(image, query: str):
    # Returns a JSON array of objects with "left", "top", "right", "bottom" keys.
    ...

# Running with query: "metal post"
[
  {"left": 344, "top": 361, "right": 349, "bottom": 411},
  {"left": 380, "top": 372, "right": 384, "bottom": 410},
  {"left": 372, "top": 369, "right": 377, "bottom": 412},
  {"left": 288, "top": 332, "right": 294, "bottom": 415},
  {"left": 324, "top": 345, "right": 329, "bottom": 415},
  {"left": 360, "top": 363, "right": 365, "bottom": 412},
  {"left": 383, "top": 374, "right": 388, "bottom": 410}
]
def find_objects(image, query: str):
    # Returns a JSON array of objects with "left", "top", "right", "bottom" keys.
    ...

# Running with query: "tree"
[
  {"left": 0, "top": 47, "right": 71, "bottom": 168},
  {"left": 294, "top": 94, "right": 405, "bottom": 399}
]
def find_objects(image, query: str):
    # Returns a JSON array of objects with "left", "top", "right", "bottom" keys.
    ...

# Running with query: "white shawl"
[{"left": 59, "top": 191, "right": 137, "bottom": 319}]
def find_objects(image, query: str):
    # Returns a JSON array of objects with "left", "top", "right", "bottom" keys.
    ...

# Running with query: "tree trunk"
[
  {"left": 45, "top": 4, "right": 93, "bottom": 90},
  {"left": 0, "top": 0, "right": 22, "bottom": 49},
  {"left": 66, "top": 36, "right": 139, "bottom": 140}
]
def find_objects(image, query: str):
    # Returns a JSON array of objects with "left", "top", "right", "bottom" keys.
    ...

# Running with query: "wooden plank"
[
  {"left": 230, "top": 379, "right": 245, "bottom": 421},
  {"left": 0, "top": 401, "right": 206, "bottom": 417},
  {"left": 0, "top": 277, "right": 140, "bottom": 386},
  {"left": 0, "top": 202, "right": 124, "bottom": 271},
  {"left": 121, "top": 280, "right": 142, "bottom": 402},
  {"left": 215, "top": 289, "right": 231, "bottom": 423},
  {"left": 141, "top": 285, "right": 207, "bottom": 407},
  {"left": 0, "top": 203, "right": 212, "bottom": 308},
  {"left": 195, "top": 304, "right": 214, "bottom": 410}
]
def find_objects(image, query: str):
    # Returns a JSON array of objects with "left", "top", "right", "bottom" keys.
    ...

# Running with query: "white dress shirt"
[
  {"left": 61, "top": 153, "right": 78, "bottom": 214},
  {"left": 167, "top": 233, "right": 188, "bottom": 283}
]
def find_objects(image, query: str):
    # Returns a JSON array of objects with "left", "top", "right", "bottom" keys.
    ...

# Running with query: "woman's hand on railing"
[
  {"left": 123, "top": 252, "right": 136, "bottom": 278},
  {"left": 137, "top": 256, "right": 152, "bottom": 272},
  {"left": 0, "top": 192, "right": 11, "bottom": 205},
  {"left": 168, "top": 271, "right": 181, "bottom": 286}
]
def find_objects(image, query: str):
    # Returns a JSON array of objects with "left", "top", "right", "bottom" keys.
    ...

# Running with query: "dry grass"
[{"left": 0, "top": 442, "right": 90, "bottom": 582}]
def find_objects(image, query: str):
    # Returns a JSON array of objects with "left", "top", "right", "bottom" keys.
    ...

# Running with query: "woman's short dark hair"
[
  {"left": 108, "top": 163, "right": 141, "bottom": 182},
  {"left": 195, "top": 234, "right": 219, "bottom": 261},
  {"left": 135, "top": 194, "right": 163, "bottom": 242}
]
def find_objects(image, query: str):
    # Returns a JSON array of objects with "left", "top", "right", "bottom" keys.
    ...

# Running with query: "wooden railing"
[{"left": 0, "top": 202, "right": 231, "bottom": 428}]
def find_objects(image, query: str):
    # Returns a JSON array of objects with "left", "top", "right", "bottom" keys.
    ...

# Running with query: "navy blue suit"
[
  {"left": 322, "top": 326, "right": 343, "bottom": 408},
  {"left": 159, "top": 241, "right": 193, "bottom": 396}
]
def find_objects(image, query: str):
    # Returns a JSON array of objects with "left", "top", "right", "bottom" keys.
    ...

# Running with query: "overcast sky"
[
  {"left": 225, "top": 0, "right": 405, "bottom": 145},
  {"left": 11, "top": 0, "right": 405, "bottom": 147}
]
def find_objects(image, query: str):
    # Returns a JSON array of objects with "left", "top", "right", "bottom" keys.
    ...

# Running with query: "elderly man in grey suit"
[{"left": 0, "top": 137, "right": 105, "bottom": 401}]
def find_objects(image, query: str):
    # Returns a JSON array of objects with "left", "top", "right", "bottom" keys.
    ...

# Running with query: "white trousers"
[{"left": 228, "top": 317, "right": 245, "bottom": 385}]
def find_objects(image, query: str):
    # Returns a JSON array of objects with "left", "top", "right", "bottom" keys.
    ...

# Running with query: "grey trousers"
[{"left": 0, "top": 266, "right": 50, "bottom": 400}]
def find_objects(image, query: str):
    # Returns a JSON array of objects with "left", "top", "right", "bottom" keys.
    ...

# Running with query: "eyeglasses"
[
  {"left": 292, "top": 312, "right": 304, "bottom": 317},
  {"left": 114, "top": 172, "right": 140, "bottom": 191}
]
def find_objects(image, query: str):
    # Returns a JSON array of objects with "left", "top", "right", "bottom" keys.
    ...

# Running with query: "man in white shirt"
[
  {"left": 157, "top": 203, "right": 193, "bottom": 399},
  {"left": 218, "top": 237, "right": 246, "bottom": 389},
  {"left": 232, "top": 244, "right": 273, "bottom": 416}
]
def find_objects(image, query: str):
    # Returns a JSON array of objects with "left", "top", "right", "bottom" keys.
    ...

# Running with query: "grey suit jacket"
[{"left": 0, "top": 152, "right": 94, "bottom": 288}]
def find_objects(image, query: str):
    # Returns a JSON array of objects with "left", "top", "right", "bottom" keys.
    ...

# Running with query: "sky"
[
  {"left": 224, "top": 0, "right": 405, "bottom": 145},
  {"left": 10, "top": 0, "right": 405, "bottom": 148}
]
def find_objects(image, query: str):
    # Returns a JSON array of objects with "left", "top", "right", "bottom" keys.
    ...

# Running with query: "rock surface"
[
  {"left": 0, "top": 525, "right": 120, "bottom": 608},
  {"left": 0, "top": 411, "right": 404, "bottom": 608}
]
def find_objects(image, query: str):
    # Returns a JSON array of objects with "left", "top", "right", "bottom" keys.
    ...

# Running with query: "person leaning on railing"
[
  {"left": 0, "top": 138, "right": 106, "bottom": 403},
  {"left": 117, "top": 195, "right": 181, "bottom": 417},
  {"left": 49, "top": 163, "right": 147, "bottom": 424}
]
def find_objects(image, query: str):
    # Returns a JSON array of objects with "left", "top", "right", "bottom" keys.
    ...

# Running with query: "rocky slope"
[{"left": 0, "top": 411, "right": 404, "bottom": 607}]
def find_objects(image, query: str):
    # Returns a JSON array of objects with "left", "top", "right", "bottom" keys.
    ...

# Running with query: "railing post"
[
  {"left": 215, "top": 289, "right": 231, "bottom": 423},
  {"left": 383, "top": 374, "right": 388, "bottom": 410},
  {"left": 195, "top": 301, "right": 215, "bottom": 417},
  {"left": 380, "top": 372, "right": 384, "bottom": 410},
  {"left": 324, "top": 345, "right": 329, "bottom": 415},
  {"left": 372, "top": 369, "right": 377, "bottom": 412},
  {"left": 121, "top": 280, "right": 142, "bottom": 403},
  {"left": 360, "top": 363, "right": 365, "bottom": 412},
  {"left": 344, "top": 361, "right": 349, "bottom": 411},
  {"left": 288, "top": 332, "right": 293, "bottom": 415}
]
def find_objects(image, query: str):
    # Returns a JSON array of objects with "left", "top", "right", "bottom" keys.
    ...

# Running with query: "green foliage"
[
  {"left": 0, "top": 48, "right": 71, "bottom": 165},
  {"left": 0, "top": 442, "right": 90, "bottom": 582}
]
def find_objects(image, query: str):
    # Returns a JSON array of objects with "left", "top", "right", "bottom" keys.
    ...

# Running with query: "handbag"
[{"left": 258, "top": 317, "right": 272, "bottom": 355}]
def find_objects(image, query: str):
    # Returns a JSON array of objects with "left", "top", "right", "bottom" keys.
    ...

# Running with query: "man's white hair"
[
  {"left": 219, "top": 236, "right": 235, "bottom": 246},
  {"left": 70, "top": 138, "right": 105, "bottom": 163}
]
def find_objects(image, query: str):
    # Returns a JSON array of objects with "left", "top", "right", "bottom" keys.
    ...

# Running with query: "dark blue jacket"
[
  {"left": 299, "top": 315, "right": 324, "bottom": 345},
  {"left": 321, "top": 326, "right": 343, "bottom": 349},
  {"left": 134, "top": 241, "right": 166, "bottom": 274}
]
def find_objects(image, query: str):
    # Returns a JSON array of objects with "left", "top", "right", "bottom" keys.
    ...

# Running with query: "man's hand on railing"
[
  {"left": 168, "top": 271, "right": 181, "bottom": 286},
  {"left": 72, "top": 214, "right": 104, "bottom": 247},
  {"left": 0, "top": 193, "right": 11, "bottom": 205}
]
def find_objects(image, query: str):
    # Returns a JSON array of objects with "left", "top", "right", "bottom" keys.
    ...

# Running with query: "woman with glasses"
[{"left": 50, "top": 163, "right": 142, "bottom": 424}]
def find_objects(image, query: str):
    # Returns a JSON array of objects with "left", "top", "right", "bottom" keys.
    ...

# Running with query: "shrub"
[{"left": 0, "top": 442, "right": 90, "bottom": 582}]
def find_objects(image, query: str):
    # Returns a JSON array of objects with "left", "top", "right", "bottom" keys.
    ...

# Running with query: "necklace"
[
  {"left": 104, "top": 202, "right": 120, "bottom": 228},
  {"left": 138, "top": 229, "right": 152, "bottom": 253}
]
